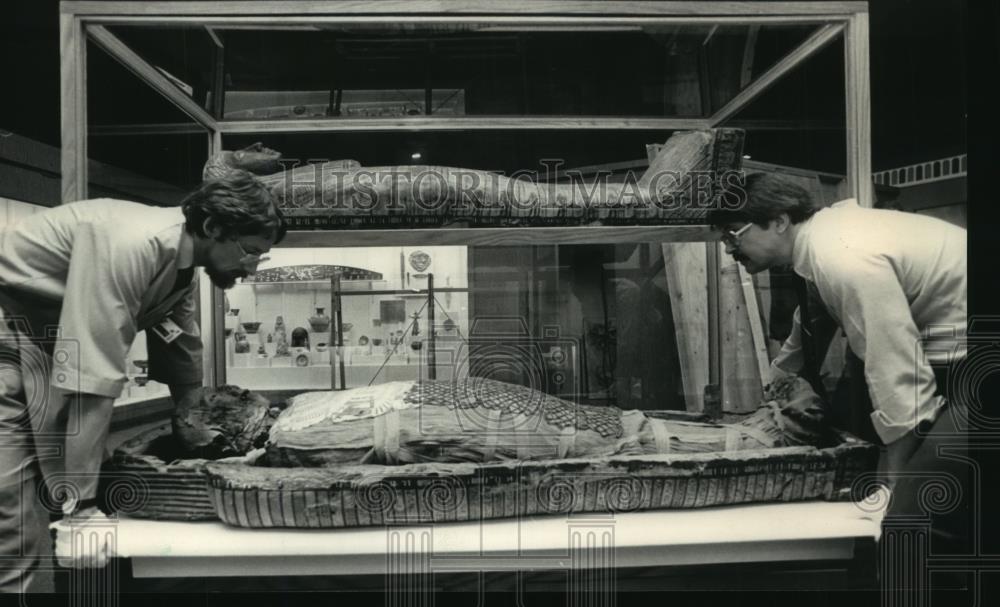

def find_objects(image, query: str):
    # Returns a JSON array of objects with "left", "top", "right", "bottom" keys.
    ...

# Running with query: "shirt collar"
[
  {"left": 791, "top": 214, "right": 817, "bottom": 281},
  {"left": 790, "top": 198, "right": 859, "bottom": 281}
]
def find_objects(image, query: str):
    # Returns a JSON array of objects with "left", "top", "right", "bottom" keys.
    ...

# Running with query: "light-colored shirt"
[
  {"left": 772, "top": 199, "right": 966, "bottom": 444},
  {"left": 0, "top": 199, "right": 203, "bottom": 399}
]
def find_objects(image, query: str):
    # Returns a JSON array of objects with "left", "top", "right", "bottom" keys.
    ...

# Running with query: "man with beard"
[{"left": 0, "top": 170, "right": 284, "bottom": 591}]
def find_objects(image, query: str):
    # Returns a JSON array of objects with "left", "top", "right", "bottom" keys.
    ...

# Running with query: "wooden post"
[
  {"left": 207, "top": 132, "right": 226, "bottom": 386},
  {"left": 209, "top": 28, "right": 225, "bottom": 118},
  {"left": 845, "top": 12, "right": 872, "bottom": 208},
  {"left": 739, "top": 25, "right": 761, "bottom": 89},
  {"left": 706, "top": 242, "right": 722, "bottom": 411},
  {"left": 718, "top": 247, "right": 763, "bottom": 412},
  {"left": 427, "top": 273, "right": 436, "bottom": 380},
  {"left": 332, "top": 275, "right": 346, "bottom": 390},
  {"left": 60, "top": 13, "right": 87, "bottom": 203},
  {"left": 738, "top": 264, "right": 771, "bottom": 386},
  {"left": 661, "top": 243, "right": 709, "bottom": 413}
]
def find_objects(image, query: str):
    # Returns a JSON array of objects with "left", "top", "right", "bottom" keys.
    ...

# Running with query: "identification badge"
[{"left": 152, "top": 317, "right": 183, "bottom": 344}]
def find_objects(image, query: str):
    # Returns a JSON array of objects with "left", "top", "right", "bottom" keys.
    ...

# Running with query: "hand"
[
  {"left": 215, "top": 447, "right": 266, "bottom": 465},
  {"left": 50, "top": 508, "right": 117, "bottom": 569}
]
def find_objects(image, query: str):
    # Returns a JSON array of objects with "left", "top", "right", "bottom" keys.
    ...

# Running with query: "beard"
[{"left": 206, "top": 267, "right": 246, "bottom": 290}]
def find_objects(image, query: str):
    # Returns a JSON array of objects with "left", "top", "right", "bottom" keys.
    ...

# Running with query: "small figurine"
[{"left": 273, "top": 315, "right": 290, "bottom": 357}]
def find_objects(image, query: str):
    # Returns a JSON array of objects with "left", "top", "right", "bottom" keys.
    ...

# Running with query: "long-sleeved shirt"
[
  {"left": 771, "top": 199, "right": 966, "bottom": 444},
  {"left": 0, "top": 199, "right": 203, "bottom": 399}
]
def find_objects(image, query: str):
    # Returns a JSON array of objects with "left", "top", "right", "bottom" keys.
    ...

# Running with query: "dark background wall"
[{"left": 1, "top": 0, "right": 971, "bottom": 173}]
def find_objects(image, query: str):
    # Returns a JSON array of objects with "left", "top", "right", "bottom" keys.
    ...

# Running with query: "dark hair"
[
  {"left": 708, "top": 172, "right": 820, "bottom": 228},
  {"left": 182, "top": 170, "right": 287, "bottom": 243}
]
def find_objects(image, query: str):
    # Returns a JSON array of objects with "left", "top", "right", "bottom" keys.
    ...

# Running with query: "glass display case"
[
  {"left": 59, "top": 1, "right": 871, "bottom": 413},
  {"left": 222, "top": 246, "right": 472, "bottom": 392}
]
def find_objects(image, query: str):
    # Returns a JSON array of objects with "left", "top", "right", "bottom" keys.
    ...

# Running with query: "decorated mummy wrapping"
[{"left": 264, "top": 376, "right": 835, "bottom": 467}]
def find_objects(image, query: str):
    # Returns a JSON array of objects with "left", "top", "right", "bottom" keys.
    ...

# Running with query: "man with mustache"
[
  {"left": 0, "top": 170, "right": 285, "bottom": 592},
  {"left": 709, "top": 172, "right": 969, "bottom": 580}
]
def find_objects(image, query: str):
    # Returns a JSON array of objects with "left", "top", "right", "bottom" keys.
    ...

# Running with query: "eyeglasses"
[
  {"left": 233, "top": 239, "right": 271, "bottom": 265},
  {"left": 721, "top": 222, "right": 752, "bottom": 247}
]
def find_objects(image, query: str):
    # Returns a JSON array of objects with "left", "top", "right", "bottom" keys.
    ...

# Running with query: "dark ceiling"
[{"left": 2, "top": 0, "right": 969, "bottom": 173}]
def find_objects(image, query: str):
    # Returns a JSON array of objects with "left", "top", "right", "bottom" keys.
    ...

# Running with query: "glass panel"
[
  {"left": 722, "top": 34, "right": 846, "bottom": 174},
  {"left": 224, "top": 129, "right": 669, "bottom": 176},
  {"left": 224, "top": 246, "right": 471, "bottom": 392},
  {"left": 105, "top": 23, "right": 824, "bottom": 119},
  {"left": 716, "top": 34, "right": 848, "bottom": 399},
  {"left": 87, "top": 41, "right": 209, "bottom": 200},
  {"left": 703, "top": 24, "right": 820, "bottom": 114},
  {"left": 87, "top": 40, "right": 209, "bottom": 404},
  {"left": 224, "top": 243, "right": 695, "bottom": 411},
  {"left": 106, "top": 25, "right": 216, "bottom": 108}
]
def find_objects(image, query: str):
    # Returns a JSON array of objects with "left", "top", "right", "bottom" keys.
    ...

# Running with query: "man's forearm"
[{"left": 170, "top": 382, "right": 202, "bottom": 414}]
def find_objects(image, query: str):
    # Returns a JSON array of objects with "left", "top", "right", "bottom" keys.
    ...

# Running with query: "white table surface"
[{"left": 113, "top": 499, "right": 886, "bottom": 578}]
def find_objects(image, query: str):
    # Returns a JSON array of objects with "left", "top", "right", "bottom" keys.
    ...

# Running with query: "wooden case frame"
[{"left": 59, "top": 1, "right": 870, "bottom": 405}]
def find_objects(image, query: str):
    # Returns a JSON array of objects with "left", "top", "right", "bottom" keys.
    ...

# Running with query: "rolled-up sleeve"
[
  {"left": 815, "top": 254, "right": 945, "bottom": 444},
  {"left": 146, "top": 285, "right": 204, "bottom": 386},
  {"left": 52, "top": 226, "right": 154, "bottom": 398}
]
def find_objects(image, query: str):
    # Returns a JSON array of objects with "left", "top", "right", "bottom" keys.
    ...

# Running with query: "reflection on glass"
[
  {"left": 107, "top": 25, "right": 216, "bottom": 105},
  {"left": 103, "top": 23, "right": 822, "bottom": 119},
  {"left": 87, "top": 40, "right": 208, "bottom": 201},
  {"left": 224, "top": 246, "right": 471, "bottom": 391},
  {"left": 718, "top": 34, "right": 846, "bottom": 174},
  {"left": 223, "top": 129, "right": 674, "bottom": 184},
  {"left": 224, "top": 243, "right": 699, "bottom": 412}
]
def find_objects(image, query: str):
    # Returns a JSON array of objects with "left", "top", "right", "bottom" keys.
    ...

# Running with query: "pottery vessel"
[{"left": 308, "top": 307, "right": 331, "bottom": 333}]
